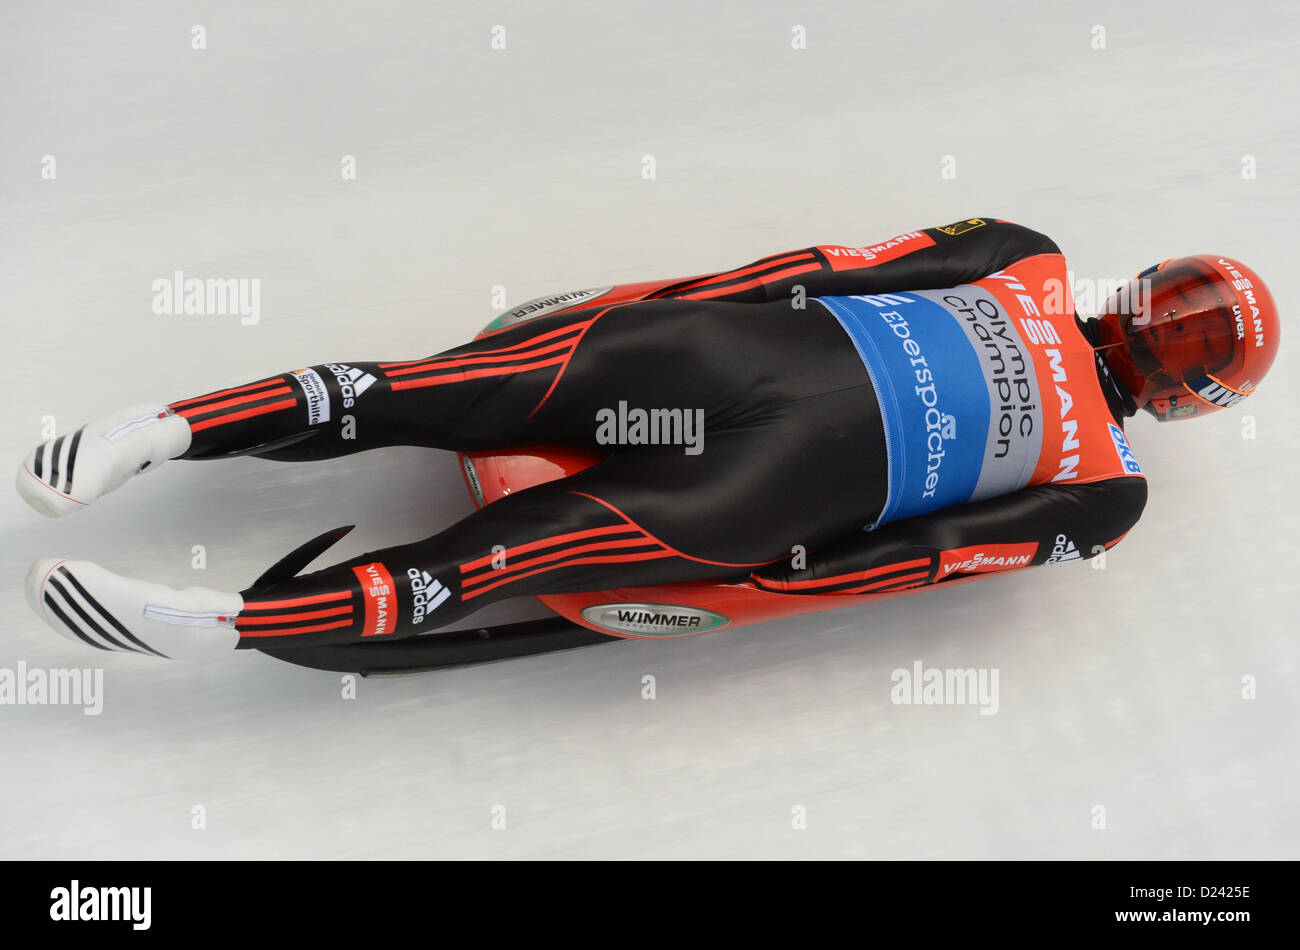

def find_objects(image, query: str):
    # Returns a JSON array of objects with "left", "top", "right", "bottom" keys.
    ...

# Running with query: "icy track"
[{"left": 1, "top": 0, "right": 1297, "bottom": 859}]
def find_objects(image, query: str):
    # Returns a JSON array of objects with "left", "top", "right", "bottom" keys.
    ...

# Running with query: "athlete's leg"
[
  {"left": 25, "top": 379, "right": 886, "bottom": 658},
  {"left": 171, "top": 303, "right": 649, "bottom": 462},
  {"left": 175, "top": 295, "right": 860, "bottom": 460},
  {"left": 16, "top": 305, "right": 628, "bottom": 515},
  {"left": 238, "top": 383, "right": 885, "bottom": 649},
  {"left": 18, "top": 296, "right": 860, "bottom": 515},
  {"left": 16, "top": 304, "right": 630, "bottom": 515}
]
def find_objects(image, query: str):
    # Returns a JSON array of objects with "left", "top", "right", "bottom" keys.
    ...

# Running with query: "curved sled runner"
[{"left": 256, "top": 615, "right": 619, "bottom": 675}]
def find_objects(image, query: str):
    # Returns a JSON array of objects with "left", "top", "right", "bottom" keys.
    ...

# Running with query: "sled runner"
[{"left": 255, "top": 614, "right": 619, "bottom": 675}]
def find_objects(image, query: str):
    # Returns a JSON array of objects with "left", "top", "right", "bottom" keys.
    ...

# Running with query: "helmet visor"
[{"left": 1110, "top": 258, "right": 1243, "bottom": 403}]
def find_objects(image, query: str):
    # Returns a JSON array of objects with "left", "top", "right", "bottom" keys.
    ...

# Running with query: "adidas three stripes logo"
[
  {"left": 30, "top": 426, "right": 85, "bottom": 496},
  {"left": 40, "top": 563, "right": 170, "bottom": 658}
]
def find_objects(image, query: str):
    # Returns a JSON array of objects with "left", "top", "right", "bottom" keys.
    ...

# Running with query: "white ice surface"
[{"left": 1, "top": 0, "right": 1297, "bottom": 859}]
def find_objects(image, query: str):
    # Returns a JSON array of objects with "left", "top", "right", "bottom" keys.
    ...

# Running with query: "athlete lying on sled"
[{"left": 17, "top": 218, "right": 1280, "bottom": 665}]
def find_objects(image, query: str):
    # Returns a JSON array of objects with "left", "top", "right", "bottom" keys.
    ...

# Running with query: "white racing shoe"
[
  {"left": 15, "top": 404, "right": 191, "bottom": 517},
  {"left": 26, "top": 559, "right": 242, "bottom": 660}
]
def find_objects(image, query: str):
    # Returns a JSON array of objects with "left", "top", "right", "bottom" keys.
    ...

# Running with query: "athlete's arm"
[
  {"left": 750, "top": 476, "right": 1147, "bottom": 595},
  {"left": 495, "top": 218, "right": 1059, "bottom": 325},
  {"left": 647, "top": 217, "right": 1061, "bottom": 303}
]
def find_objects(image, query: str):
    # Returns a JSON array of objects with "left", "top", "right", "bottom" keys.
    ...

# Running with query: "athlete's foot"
[
  {"left": 15, "top": 404, "right": 191, "bottom": 517},
  {"left": 25, "top": 559, "right": 242, "bottom": 660}
]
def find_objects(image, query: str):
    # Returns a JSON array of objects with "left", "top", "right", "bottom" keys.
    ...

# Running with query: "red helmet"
[{"left": 1097, "top": 255, "right": 1280, "bottom": 420}]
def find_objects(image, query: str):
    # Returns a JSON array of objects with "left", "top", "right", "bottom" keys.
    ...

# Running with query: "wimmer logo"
[
  {"left": 580, "top": 603, "right": 729, "bottom": 637},
  {"left": 484, "top": 286, "right": 614, "bottom": 331},
  {"left": 50, "top": 880, "right": 151, "bottom": 931}
]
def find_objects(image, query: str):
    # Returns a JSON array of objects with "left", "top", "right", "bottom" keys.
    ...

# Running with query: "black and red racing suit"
[{"left": 166, "top": 217, "right": 1146, "bottom": 646}]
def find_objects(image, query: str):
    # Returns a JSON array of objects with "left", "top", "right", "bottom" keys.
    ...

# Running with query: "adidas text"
[
  {"left": 1045, "top": 533, "right": 1081, "bottom": 564},
  {"left": 407, "top": 568, "right": 450, "bottom": 625},
  {"left": 324, "top": 363, "right": 377, "bottom": 409}
]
